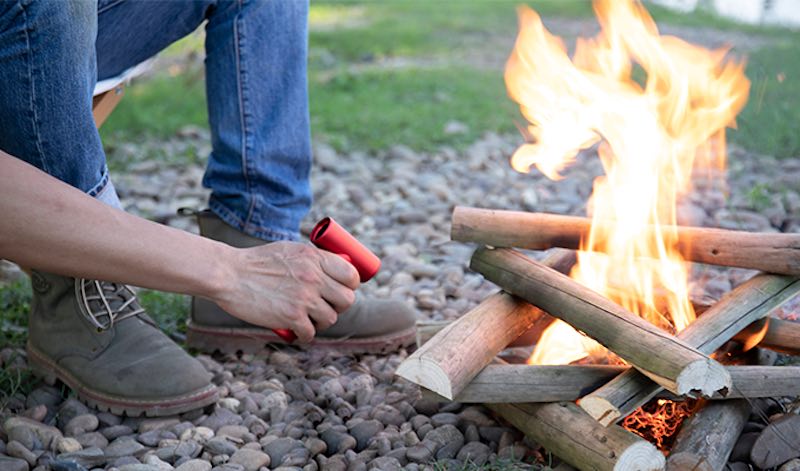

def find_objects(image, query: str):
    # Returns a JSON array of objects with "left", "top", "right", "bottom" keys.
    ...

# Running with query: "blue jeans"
[{"left": 0, "top": 0, "right": 311, "bottom": 241}]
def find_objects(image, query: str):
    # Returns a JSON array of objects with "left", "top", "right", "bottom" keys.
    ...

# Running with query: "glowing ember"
[
  {"left": 622, "top": 398, "right": 701, "bottom": 451},
  {"left": 505, "top": 0, "right": 750, "bottom": 365}
]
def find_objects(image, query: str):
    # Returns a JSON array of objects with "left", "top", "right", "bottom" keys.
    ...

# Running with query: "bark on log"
[
  {"left": 666, "top": 400, "right": 750, "bottom": 471},
  {"left": 396, "top": 249, "right": 574, "bottom": 399},
  {"left": 470, "top": 247, "right": 730, "bottom": 397},
  {"left": 452, "top": 207, "right": 800, "bottom": 275},
  {"left": 453, "top": 364, "right": 800, "bottom": 403},
  {"left": 580, "top": 274, "right": 800, "bottom": 425},
  {"left": 488, "top": 402, "right": 665, "bottom": 471},
  {"left": 735, "top": 317, "right": 800, "bottom": 356}
]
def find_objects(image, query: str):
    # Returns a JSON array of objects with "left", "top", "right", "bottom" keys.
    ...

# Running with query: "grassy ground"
[{"left": 99, "top": 0, "right": 800, "bottom": 159}]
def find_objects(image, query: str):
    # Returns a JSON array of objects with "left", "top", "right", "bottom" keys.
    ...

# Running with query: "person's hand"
[{"left": 212, "top": 242, "right": 360, "bottom": 343}]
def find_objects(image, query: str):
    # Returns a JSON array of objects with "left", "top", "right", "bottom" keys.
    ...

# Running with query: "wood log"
[
  {"left": 735, "top": 317, "right": 800, "bottom": 356},
  {"left": 453, "top": 364, "right": 800, "bottom": 403},
  {"left": 396, "top": 249, "right": 574, "bottom": 399},
  {"left": 579, "top": 274, "right": 800, "bottom": 425},
  {"left": 666, "top": 400, "right": 750, "bottom": 471},
  {"left": 452, "top": 207, "right": 800, "bottom": 275},
  {"left": 488, "top": 402, "right": 665, "bottom": 471},
  {"left": 470, "top": 247, "right": 730, "bottom": 397}
]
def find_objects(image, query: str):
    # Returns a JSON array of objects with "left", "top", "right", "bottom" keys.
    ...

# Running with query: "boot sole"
[
  {"left": 26, "top": 341, "right": 218, "bottom": 417},
  {"left": 186, "top": 320, "right": 416, "bottom": 355}
]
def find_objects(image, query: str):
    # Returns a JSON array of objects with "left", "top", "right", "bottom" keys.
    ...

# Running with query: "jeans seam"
[
  {"left": 19, "top": 1, "right": 48, "bottom": 174},
  {"left": 97, "top": 0, "right": 127, "bottom": 15},
  {"left": 233, "top": 0, "right": 256, "bottom": 227}
]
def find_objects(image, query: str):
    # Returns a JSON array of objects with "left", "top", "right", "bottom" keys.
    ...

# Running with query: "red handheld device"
[{"left": 273, "top": 217, "right": 381, "bottom": 342}]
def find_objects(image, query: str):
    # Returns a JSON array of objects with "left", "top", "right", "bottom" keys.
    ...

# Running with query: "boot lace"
[{"left": 77, "top": 279, "right": 145, "bottom": 331}]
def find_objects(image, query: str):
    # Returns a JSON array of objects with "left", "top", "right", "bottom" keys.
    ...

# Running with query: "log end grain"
[
  {"left": 615, "top": 441, "right": 665, "bottom": 471},
  {"left": 395, "top": 358, "right": 454, "bottom": 400},
  {"left": 675, "top": 358, "right": 731, "bottom": 398},
  {"left": 665, "top": 453, "right": 713, "bottom": 471}
]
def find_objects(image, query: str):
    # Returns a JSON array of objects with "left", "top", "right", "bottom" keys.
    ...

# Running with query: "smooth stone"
[
  {"left": 138, "top": 430, "right": 164, "bottom": 447},
  {"left": 429, "top": 413, "right": 458, "bottom": 428},
  {"left": 174, "top": 441, "right": 202, "bottom": 459},
  {"left": 102, "top": 425, "right": 135, "bottom": 441},
  {"left": 228, "top": 449, "right": 270, "bottom": 471},
  {"left": 367, "top": 457, "right": 402, "bottom": 471},
  {"left": 210, "top": 465, "right": 245, "bottom": 471},
  {"left": 57, "top": 400, "right": 90, "bottom": 429},
  {"left": 50, "top": 460, "right": 89, "bottom": 471},
  {"left": 105, "top": 437, "right": 146, "bottom": 458},
  {"left": 320, "top": 429, "right": 356, "bottom": 455},
  {"left": 205, "top": 438, "right": 237, "bottom": 456},
  {"left": 4, "top": 416, "right": 64, "bottom": 449},
  {"left": 424, "top": 425, "right": 463, "bottom": 453},
  {"left": 56, "top": 437, "right": 83, "bottom": 454},
  {"left": 7, "top": 440, "right": 38, "bottom": 465},
  {"left": 175, "top": 459, "right": 212, "bottom": 471},
  {"left": 56, "top": 447, "right": 106, "bottom": 467},
  {"left": 139, "top": 419, "right": 181, "bottom": 434},
  {"left": 8, "top": 425, "right": 39, "bottom": 451},
  {"left": 263, "top": 437, "right": 301, "bottom": 465},
  {"left": 118, "top": 465, "right": 159, "bottom": 471},
  {"left": 780, "top": 459, "right": 800, "bottom": 471},
  {"left": 200, "top": 409, "right": 242, "bottom": 432},
  {"left": 74, "top": 432, "right": 108, "bottom": 450},
  {"left": 304, "top": 438, "right": 326, "bottom": 457},
  {"left": 405, "top": 444, "right": 432, "bottom": 464},
  {"left": 0, "top": 456, "right": 30, "bottom": 471},
  {"left": 349, "top": 420, "right": 382, "bottom": 451},
  {"left": 456, "top": 442, "right": 490, "bottom": 466},
  {"left": 143, "top": 454, "right": 174, "bottom": 471},
  {"left": 65, "top": 415, "right": 100, "bottom": 437}
]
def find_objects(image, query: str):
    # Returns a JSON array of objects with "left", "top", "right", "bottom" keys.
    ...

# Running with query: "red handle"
[{"left": 272, "top": 218, "right": 380, "bottom": 343}]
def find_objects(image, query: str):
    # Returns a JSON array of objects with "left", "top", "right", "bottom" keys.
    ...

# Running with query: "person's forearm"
[{"left": 0, "top": 151, "right": 236, "bottom": 299}]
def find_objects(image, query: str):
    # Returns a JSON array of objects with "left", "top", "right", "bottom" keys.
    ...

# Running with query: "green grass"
[
  {"left": 0, "top": 278, "right": 32, "bottom": 349},
  {"left": 136, "top": 290, "right": 190, "bottom": 338},
  {"left": 98, "top": 0, "right": 800, "bottom": 160}
]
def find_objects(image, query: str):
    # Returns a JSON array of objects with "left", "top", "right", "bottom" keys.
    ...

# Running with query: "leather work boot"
[
  {"left": 26, "top": 271, "right": 218, "bottom": 416},
  {"left": 187, "top": 210, "right": 417, "bottom": 354}
]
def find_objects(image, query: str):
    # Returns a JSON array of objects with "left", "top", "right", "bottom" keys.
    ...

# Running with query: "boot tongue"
[{"left": 78, "top": 279, "right": 149, "bottom": 330}]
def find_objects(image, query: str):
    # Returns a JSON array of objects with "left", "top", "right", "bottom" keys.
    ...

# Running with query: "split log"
[
  {"left": 580, "top": 274, "right": 800, "bottom": 425},
  {"left": 488, "top": 402, "right": 665, "bottom": 471},
  {"left": 735, "top": 317, "right": 800, "bottom": 356},
  {"left": 470, "top": 247, "right": 730, "bottom": 397},
  {"left": 453, "top": 364, "right": 800, "bottom": 403},
  {"left": 666, "top": 400, "right": 750, "bottom": 471},
  {"left": 452, "top": 207, "right": 800, "bottom": 275},
  {"left": 396, "top": 249, "right": 574, "bottom": 399}
]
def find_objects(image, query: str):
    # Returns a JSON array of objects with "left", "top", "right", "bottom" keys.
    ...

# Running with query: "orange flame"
[{"left": 506, "top": 0, "right": 750, "bottom": 365}]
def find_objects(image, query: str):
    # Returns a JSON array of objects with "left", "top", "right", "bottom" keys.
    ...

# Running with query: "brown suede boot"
[
  {"left": 186, "top": 210, "right": 417, "bottom": 354},
  {"left": 27, "top": 271, "right": 218, "bottom": 416}
]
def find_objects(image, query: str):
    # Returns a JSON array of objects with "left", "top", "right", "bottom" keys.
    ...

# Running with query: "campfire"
[{"left": 397, "top": 1, "right": 800, "bottom": 470}]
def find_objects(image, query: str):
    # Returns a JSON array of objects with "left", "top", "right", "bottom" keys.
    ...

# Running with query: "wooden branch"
[
  {"left": 452, "top": 207, "right": 800, "bottom": 275},
  {"left": 396, "top": 250, "right": 574, "bottom": 399},
  {"left": 488, "top": 402, "right": 665, "bottom": 471},
  {"left": 666, "top": 400, "right": 749, "bottom": 471},
  {"left": 579, "top": 274, "right": 800, "bottom": 425},
  {"left": 470, "top": 247, "right": 730, "bottom": 397},
  {"left": 735, "top": 317, "right": 800, "bottom": 356},
  {"left": 453, "top": 364, "right": 800, "bottom": 403}
]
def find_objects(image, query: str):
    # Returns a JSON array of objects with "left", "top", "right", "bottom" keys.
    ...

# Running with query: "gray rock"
[
  {"left": 57, "top": 447, "right": 106, "bottom": 467},
  {"left": 75, "top": 432, "right": 108, "bottom": 450},
  {"left": 0, "top": 456, "right": 29, "bottom": 471},
  {"left": 102, "top": 425, "right": 135, "bottom": 440},
  {"left": 56, "top": 437, "right": 83, "bottom": 454},
  {"left": 201, "top": 409, "right": 242, "bottom": 432},
  {"left": 175, "top": 459, "right": 212, "bottom": 471},
  {"left": 57, "top": 399, "right": 90, "bottom": 429},
  {"left": 320, "top": 429, "right": 356, "bottom": 455},
  {"left": 263, "top": 437, "right": 301, "bottom": 465},
  {"left": 228, "top": 448, "right": 270, "bottom": 471},
  {"left": 205, "top": 437, "right": 237, "bottom": 456},
  {"left": 143, "top": 454, "right": 174, "bottom": 470},
  {"left": 456, "top": 442, "right": 491, "bottom": 466},
  {"left": 174, "top": 440, "right": 202, "bottom": 459},
  {"left": 8, "top": 424, "right": 40, "bottom": 450},
  {"left": 304, "top": 437, "right": 326, "bottom": 456},
  {"left": 349, "top": 420, "right": 382, "bottom": 451},
  {"left": 429, "top": 413, "right": 458, "bottom": 428},
  {"left": 405, "top": 444, "right": 433, "bottom": 464},
  {"left": 138, "top": 419, "right": 181, "bottom": 434},
  {"left": 105, "top": 437, "right": 146, "bottom": 458},
  {"left": 210, "top": 465, "right": 245, "bottom": 471},
  {"left": 424, "top": 425, "right": 463, "bottom": 452},
  {"left": 4, "top": 416, "right": 64, "bottom": 449},
  {"left": 137, "top": 430, "right": 164, "bottom": 447},
  {"left": 50, "top": 460, "right": 89, "bottom": 471},
  {"left": 118, "top": 465, "right": 159, "bottom": 471},
  {"left": 7, "top": 440, "right": 38, "bottom": 465},
  {"left": 65, "top": 415, "right": 100, "bottom": 437},
  {"left": 367, "top": 456, "right": 402, "bottom": 471}
]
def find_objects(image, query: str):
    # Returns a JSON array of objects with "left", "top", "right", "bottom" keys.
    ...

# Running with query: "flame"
[
  {"left": 507, "top": 0, "right": 750, "bottom": 366},
  {"left": 622, "top": 398, "right": 701, "bottom": 451}
]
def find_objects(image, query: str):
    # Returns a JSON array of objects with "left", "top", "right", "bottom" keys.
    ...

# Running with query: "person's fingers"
[
  {"left": 320, "top": 277, "right": 356, "bottom": 314},
  {"left": 291, "top": 314, "right": 316, "bottom": 344},
  {"left": 307, "top": 297, "right": 339, "bottom": 331},
  {"left": 319, "top": 250, "right": 360, "bottom": 290}
]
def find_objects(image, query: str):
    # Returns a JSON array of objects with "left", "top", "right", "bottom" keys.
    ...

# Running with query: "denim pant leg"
[
  {"left": 97, "top": 0, "right": 313, "bottom": 241},
  {"left": 0, "top": 0, "right": 120, "bottom": 207}
]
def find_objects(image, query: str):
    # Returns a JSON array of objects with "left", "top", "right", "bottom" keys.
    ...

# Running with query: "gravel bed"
[{"left": 1, "top": 131, "right": 799, "bottom": 470}]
